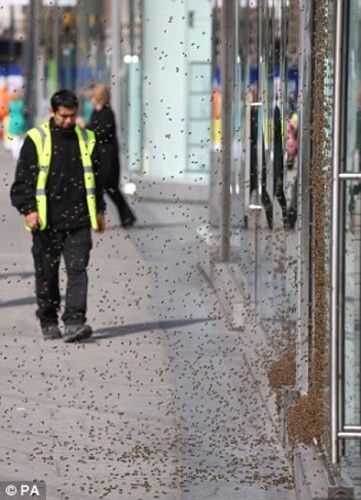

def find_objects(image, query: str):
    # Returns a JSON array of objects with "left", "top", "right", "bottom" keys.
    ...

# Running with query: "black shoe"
[
  {"left": 63, "top": 324, "right": 92, "bottom": 343},
  {"left": 287, "top": 210, "right": 297, "bottom": 229},
  {"left": 42, "top": 324, "right": 62, "bottom": 339},
  {"left": 121, "top": 215, "right": 136, "bottom": 228}
]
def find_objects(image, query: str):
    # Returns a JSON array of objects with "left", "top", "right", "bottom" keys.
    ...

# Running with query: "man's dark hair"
[{"left": 50, "top": 89, "right": 79, "bottom": 112}]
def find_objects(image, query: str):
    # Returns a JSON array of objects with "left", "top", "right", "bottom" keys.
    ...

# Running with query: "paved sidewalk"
[{"left": 0, "top": 144, "right": 296, "bottom": 499}]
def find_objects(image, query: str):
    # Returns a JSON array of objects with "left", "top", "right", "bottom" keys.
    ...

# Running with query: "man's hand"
[
  {"left": 75, "top": 116, "right": 86, "bottom": 128},
  {"left": 96, "top": 213, "right": 105, "bottom": 234},
  {"left": 25, "top": 212, "right": 41, "bottom": 231}
]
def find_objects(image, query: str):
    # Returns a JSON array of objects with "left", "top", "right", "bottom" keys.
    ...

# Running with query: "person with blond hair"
[{"left": 78, "top": 83, "right": 136, "bottom": 228}]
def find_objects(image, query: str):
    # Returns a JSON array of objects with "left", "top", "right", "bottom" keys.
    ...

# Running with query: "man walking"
[{"left": 10, "top": 89, "right": 106, "bottom": 342}]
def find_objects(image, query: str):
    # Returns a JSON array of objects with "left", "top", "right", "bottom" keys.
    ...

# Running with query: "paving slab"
[{"left": 0, "top": 145, "right": 297, "bottom": 499}]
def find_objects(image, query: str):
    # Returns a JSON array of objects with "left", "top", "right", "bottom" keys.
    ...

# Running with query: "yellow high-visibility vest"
[{"left": 26, "top": 122, "right": 98, "bottom": 230}]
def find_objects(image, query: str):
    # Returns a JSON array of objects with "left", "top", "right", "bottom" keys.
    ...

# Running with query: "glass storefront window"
[
  {"left": 209, "top": 0, "right": 300, "bottom": 332},
  {"left": 346, "top": 1, "right": 361, "bottom": 173},
  {"left": 338, "top": 0, "right": 361, "bottom": 456},
  {"left": 343, "top": 181, "right": 361, "bottom": 430}
]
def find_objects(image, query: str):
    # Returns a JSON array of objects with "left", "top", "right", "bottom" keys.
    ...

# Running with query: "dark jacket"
[
  {"left": 273, "top": 105, "right": 284, "bottom": 185},
  {"left": 86, "top": 105, "right": 120, "bottom": 188},
  {"left": 10, "top": 118, "right": 105, "bottom": 230}
]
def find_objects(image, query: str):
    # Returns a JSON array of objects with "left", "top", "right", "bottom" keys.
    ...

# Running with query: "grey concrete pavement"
[{"left": 0, "top": 144, "right": 297, "bottom": 499}]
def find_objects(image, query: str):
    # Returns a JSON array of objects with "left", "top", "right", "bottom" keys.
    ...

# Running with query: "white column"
[{"left": 142, "top": 0, "right": 188, "bottom": 178}]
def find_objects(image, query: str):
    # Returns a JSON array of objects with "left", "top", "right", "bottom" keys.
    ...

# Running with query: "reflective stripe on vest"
[
  {"left": 26, "top": 122, "right": 98, "bottom": 230},
  {"left": 74, "top": 125, "right": 98, "bottom": 230}
]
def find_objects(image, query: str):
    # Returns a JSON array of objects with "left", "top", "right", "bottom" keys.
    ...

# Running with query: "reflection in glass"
[
  {"left": 209, "top": 0, "right": 300, "bottom": 333},
  {"left": 343, "top": 183, "right": 361, "bottom": 430},
  {"left": 346, "top": 1, "right": 361, "bottom": 173},
  {"left": 341, "top": 1, "right": 361, "bottom": 453}
]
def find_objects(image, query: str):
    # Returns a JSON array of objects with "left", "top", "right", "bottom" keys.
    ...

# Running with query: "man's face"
[{"left": 52, "top": 105, "right": 78, "bottom": 128}]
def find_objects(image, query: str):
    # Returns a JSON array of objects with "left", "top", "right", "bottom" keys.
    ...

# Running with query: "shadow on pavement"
[
  {"left": 0, "top": 296, "right": 37, "bottom": 308},
  {"left": 0, "top": 271, "right": 34, "bottom": 279},
  {"left": 92, "top": 317, "right": 215, "bottom": 340},
  {"left": 106, "top": 222, "right": 186, "bottom": 231}
]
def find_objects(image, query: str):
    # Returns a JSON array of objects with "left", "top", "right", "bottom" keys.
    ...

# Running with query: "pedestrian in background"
[
  {"left": 10, "top": 89, "right": 106, "bottom": 342},
  {"left": 8, "top": 88, "right": 27, "bottom": 161},
  {"left": 0, "top": 82, "right": 10, "bottom": 139},
  {"left": 286, "top": 99, "right": 298, "bottom": 170},
  {"left": 77, "top": 82, "right": 136, "bottom": 228}
]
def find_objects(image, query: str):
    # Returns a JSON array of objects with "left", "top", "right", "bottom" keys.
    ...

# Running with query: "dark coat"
[
  {"left": 273, "top": 105, "right": 284, "bottom": 187},
  {"left": 87, "top": 105, "right": 120, "bottom": 189},
  {"left": 10, "top": 119, "right": 105, "bottom": 230}
]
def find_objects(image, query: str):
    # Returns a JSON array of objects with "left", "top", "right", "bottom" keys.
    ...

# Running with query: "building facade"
[{"left": 209, "top": 0, "right": 360, "bottom": 496}]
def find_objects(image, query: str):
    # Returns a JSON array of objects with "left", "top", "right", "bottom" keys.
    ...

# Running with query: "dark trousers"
[
  {"left": 274, "top": 179, "right": 288, "bottom": 227},
  {"left": 31, "top": 227, "right": 92, "bottom": 327},
  {"left": 105, "top": 185, "right": 135, "bottom": 226}
]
